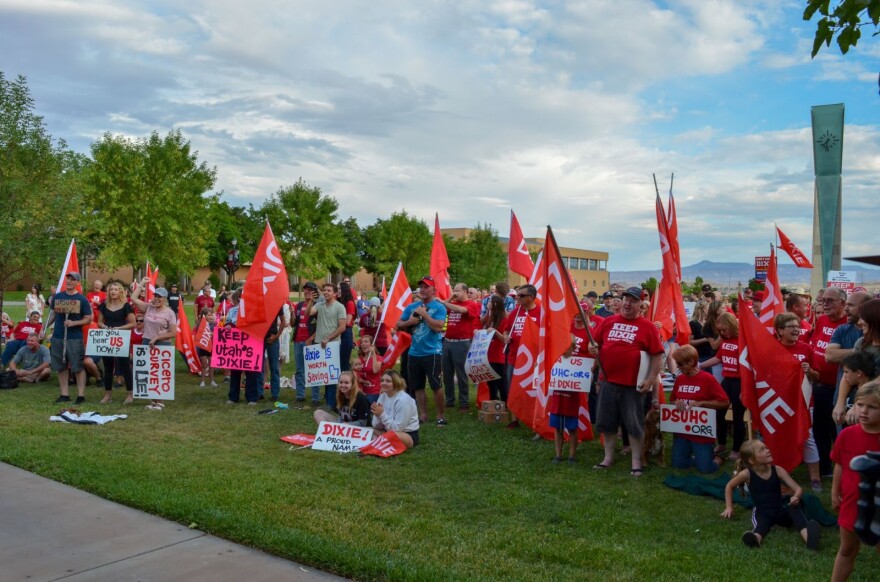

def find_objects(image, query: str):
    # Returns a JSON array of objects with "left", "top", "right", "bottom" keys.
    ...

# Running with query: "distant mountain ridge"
[{"left": 611, "top": 260, "right": 880, "bottom": 290}]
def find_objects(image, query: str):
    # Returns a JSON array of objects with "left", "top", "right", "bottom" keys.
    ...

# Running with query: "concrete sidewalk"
[{"left": 0, "top": 463, "right": 345, "bottom": 581}]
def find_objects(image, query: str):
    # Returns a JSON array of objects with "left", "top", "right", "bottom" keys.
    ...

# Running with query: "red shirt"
[
  {"left": 445, "top": 300, "right": 481, "bottom": 340},
  {"left": 782, "top": 341, "right": 813, "bottom": 365},
  {"left": 810, "top": 314, "right": 847, "bottom": 385},
  {"left": 294, "top": 302, "right": 313, "bottom": 343},
  {"left": 831, "top": 424, "right": 880, "bottom": 531},
  {"left": 358, "top": 312, "right": 389, "bottom": 349},
  {"left": 86, "top": 291, "right": 106, "bottom": 312},
  {"left": 548, "top": 390, "right": 580, "bottom": 416},
  {"left": 356, "top": 353, "right": 382, "bottom": 395},
  {"left": 595, "top": 315, "right": 664, "bottom": 386},
  {"left": 195, "top": 293, "right": 215, "bottom": 315},
  {"left": 716, "top": 337, "right": 740, "bottom": 378},
  {"left": 345, "top": 300, "right": 356, "bottom": 328},
  {"left": 500, "top": 305, "right": 542, "bottom": 364},
  {"left": 12, "top": 321, "right": 42, "bottom": 341},
  {"left": 672, "top": 370, "right": 728, "bottom": 443},
  {"left": 799, "top": 318, "right": 812, "bottom": 342}
]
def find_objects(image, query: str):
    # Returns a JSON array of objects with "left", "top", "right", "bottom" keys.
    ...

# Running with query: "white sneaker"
[
  {"left": 211, "top": 381, "right": 218, "bottom": 387},
  {"left": 199, "top": 381, "right": 206, "bottom": 388}
]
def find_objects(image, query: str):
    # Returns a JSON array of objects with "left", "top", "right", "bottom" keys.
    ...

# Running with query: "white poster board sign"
[
  {"left": 683, "top": 302, "right": 696, "bottom": 319},
  {"left": 86, "top": 329, "right": 132, "bottom": 357},
  {"left": 304, "top": 341, "right": 341, "bottom": 387},
  {"left": 132, "top": 344, "right": 175, "bottom": 400},
  {"left": 312, "top": 421, "right": 374, "bottom": 453},
  {"left": 826, "top": 271, "right": 856, "bottom": 293},
  {"left": 659, "top": 404, "right": 717, "bottom": 438},
  {"left": 465, "top": 329, "right": 500, "bottom": 383},
  {"left": 548, "top": 356, "right": 594, "bottom": 392}
]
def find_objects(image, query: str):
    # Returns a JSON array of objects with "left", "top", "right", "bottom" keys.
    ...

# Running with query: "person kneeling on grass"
[
  {"left": 670, "top": 345, "right": 729, "bottom": 473},
  {"left": 371, "top": 370, "right": 420, "bottom": 448},
  {"left": 314, "top": 371, "right": 372, "bottom": 427},
  {"left": 721, "top": 439, "right": 820, "bottom": 550},
  {"left": 9, "top": 333, "right": 51, "bottom": 383}
]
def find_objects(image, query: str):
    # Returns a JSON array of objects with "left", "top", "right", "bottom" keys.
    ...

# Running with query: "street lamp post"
[{"left": 226, "top": 238, "right": 240, "bottom": 288}]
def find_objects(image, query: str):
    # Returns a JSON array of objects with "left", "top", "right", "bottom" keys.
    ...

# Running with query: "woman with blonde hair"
[
  {"left": 96, "top": 280, "right": 137, "bottom": 404},
  {"left": 314, "top": 371, "right": 372, "bottom": 427}
]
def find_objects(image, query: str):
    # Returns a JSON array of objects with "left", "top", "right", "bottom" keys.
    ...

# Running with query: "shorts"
[
  {"left": 594, "top": 381, "right": 645, "bottom": 439},
  {"left": 407, "top": 430, "right": 420, "bottom": 447},
  {"left": 408, "top": 354, "right": 441, "bottom": 391},
  {"left": 196, "top": 347, "right": 211, "bottom": 359},
  {"left": 50, "top": 338, "right": 85, "bottom": 373},
  {"left": 549, "top": 413, "right": 578, "bottom": 431}
]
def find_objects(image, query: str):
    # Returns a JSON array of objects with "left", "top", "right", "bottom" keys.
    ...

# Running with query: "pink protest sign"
[{"left": 211, "top": 327, "right": 263, "bottom": 371}]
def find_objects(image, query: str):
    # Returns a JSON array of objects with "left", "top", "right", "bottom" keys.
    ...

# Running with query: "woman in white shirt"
[{"left": 371, "top": 370, "right": 420, "bottom": 448}]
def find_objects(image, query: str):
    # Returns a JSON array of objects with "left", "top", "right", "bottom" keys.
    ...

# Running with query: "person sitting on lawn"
[
  {"left": 669, "top": 345, "right": 729, "bottom": 473},
  {"left": 371, "top": 370, "right": 420, "bottom": 448},
  {"left": 314, "top": 371, "right": 372, "bottom": 427},
  {"left": 2, "top": 311, "right": 43, "bottom": 367},
  {"left": 721, "top": 439, "right": 820, "bottom": 550},
  {"left": 9, "top": 333, "right": 51, "bottom": 383}
]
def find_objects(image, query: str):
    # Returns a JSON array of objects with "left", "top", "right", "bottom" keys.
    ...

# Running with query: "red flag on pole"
[
  {"left": 738, "top": 293, "right": 810, "bottom": 472},
  {"left": 541, "top": 227, "right": 581, "bottom": 394},
  {"left": 176, "top": 301, "right": 202, "bottom": 375},
  {"left": 430, "top": 213, "right": 452, "bottom": 300},
  {"left": 508, "top": 210, "right": 535, "bottom": 279},
  {"left": 145, "top": 263, "right": 159, "bottom": 302},
  {"left": 378, "top": 262, "right": 412, "bottom": 330},
  {"left": 380, "top": 331, "right": 411, "bottom": 372},
  {"left": 759, "top": 246, "right": 784, "bottom": 333},
  {"left": 56, "top": 239, "right": 82, "bottom": 294},
  {"left": 776, "top": 226, "right": 813, "bottom": 268},
  {"left": 238, "top": 222, "right": 289, "bottom": 340},
  {"left": 653, "top": 190, "right": 690, "bottom": 345},
  {"left": 194, "top": 317, "right": 213, "bottom": 352},
  {"left": 380, "top": 276, "right": 387, "bottom": 302},
  {"left": 667, "top": 186, "right": 682, "bottom": 280}
]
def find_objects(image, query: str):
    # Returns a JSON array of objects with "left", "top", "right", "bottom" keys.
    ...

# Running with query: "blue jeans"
[
  {"left": 340, "top": 328, "right": 354, "bottom": 372},
  {"left": 266, "top": 339, "right": 280, "bottom": 400},
  {"left": 229, "top": 369, "right": 262, "bottom": 403},
  {"left": 671, "top": 436, "right": 718, "bottom": 473},
  {"left": 294, "top": 342, "right": 321, "bottom": 401},
  {"left": 2, "top": 339, "right": 26, "bottom": 366}
]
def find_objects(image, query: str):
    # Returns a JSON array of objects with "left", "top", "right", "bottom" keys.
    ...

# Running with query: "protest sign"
[
  {"left": 304, "top": 341, "right": 341, "bottom": 387},
  {"left": 659, "top": 404, "right": 717, "bottom": 438},
  {"left": 132, "top": 344, "right": 175, "bottom": 400},
  {"left": 826, "top": 271, "right": 856, "bottom": 293},
  {"left": 194, "top": 318, "right": 213, "bottom": 352},
  {"left": 465, "top": 329, "right": 500, "bottom": 383},
  {"left": 360, "top": 431, "right": 408, "bottom": 457},
  {"left": 86, "top": 328, "right": 131, "bottom": 357},
  {"left": 754, "top": 256, "right": 770, "bottom": 282},
  {"left": 280, "top": 434, "right": 316, "bottom": 447},
  {"left": 683, "top": 302, "right": 695, "bottom": 319},
  {"left": 547, "top": 356, "right": 594, "bottom": 392},
  {"left": 312, "top": 421, "right": 374, "bottom": 453},
  {"left": 211, "top": 327, "right": 263, "bottom": 371}
]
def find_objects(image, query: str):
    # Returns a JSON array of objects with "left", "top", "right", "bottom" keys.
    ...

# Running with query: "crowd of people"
[{"left": 2, "top": 273, "right": 880, "bottom": 578}]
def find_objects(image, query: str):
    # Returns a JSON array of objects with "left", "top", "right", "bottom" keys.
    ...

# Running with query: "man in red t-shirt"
[
  {"left": 86, "top": 280, "right": 106, "bottom": 313},
  {"left": 441, "top": 283, "right": 481, "bottom": 411},
  {"left": 194, "top": 282, "right": 215, "bottom": 316},
  {"left": 293, "top": 282, "right": 319, "bottom": 405},
  {"left": 500, "top": 284, "right": 542, "bottom": 384},
  {"left": 589, "top": 287, "right": 664, "bottom": 475},
  {"left": 810, "top": 286, "right": 848, "bottom": 476}
]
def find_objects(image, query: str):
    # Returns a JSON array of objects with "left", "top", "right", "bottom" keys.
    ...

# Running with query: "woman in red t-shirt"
[
  {"left": 699, "top": 312, "right": 745, "bottom": 458},
  {"left": 481, "top": 295, "right": 508, "bottom": 402},
  {"left": 339, "top": 282, "right": 357, "bottom": 373},
  {"left": 353, "top": 335, "right": 382, "bottom": 402}
]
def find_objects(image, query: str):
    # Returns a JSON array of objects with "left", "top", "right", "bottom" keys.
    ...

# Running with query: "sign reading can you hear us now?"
[{"left": 86, "top": 329, "right": 131, "bottom": 357}]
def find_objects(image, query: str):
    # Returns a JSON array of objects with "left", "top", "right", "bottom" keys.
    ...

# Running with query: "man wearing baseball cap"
[
  {"left": 397, "top": 276, "right": 448, "bottom": 425},
  {"left": 589, "top": 286, "right": 664, "bottom": 476},
  {"left": 596, "top": 291, "right": 615, "bottom": 318},
  {"left": 45, "top": 272, "right": 93, "bottom": 404}
]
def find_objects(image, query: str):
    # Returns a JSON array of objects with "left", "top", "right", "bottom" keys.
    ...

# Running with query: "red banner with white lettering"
[
  {"left": 145, "top": 262, "right": 159, "bottom": 302},
  {"left": 280, "top": 433, "right": 316, "bottom": 447},
  {"left": 653, "top": 192, "right": 690, "bottom": 345},
  {"left": 738, "top": 293, "right": 809, "bottom": 472},
  {"left": 542, "top": 227, "right": 581, "bottom": 394},
  {"left": 509, "top": 210, "right": 535, "bottom": 279},
  {"left": 194, "top": 317, "right": 213, "bottom": 352},
  {"left": 776, "top": 226, "right": 813, "bottom": 269},
  {"left": 378, "top": 262, "right": 411, "bottom": 330},
  {"left": 759, "top": 246, "right": 784, "bottom": 333},
  {"left": 380, "top": 331, "right": 412, "bottom": 372},
  {"left": 176, "top": 301, "right": 202, "bottom": 375},
  {"left": 238, "top": 222, "right": 289, "bottom": 340},
  {"left": 430, "top": 213, "right": 452, "bottom": 300},
  {"left": 55, "top": 239, "right": 83, "bottom": 294},
  {"left": 360, "top": 430, "right": 408, "bottom": 457}
]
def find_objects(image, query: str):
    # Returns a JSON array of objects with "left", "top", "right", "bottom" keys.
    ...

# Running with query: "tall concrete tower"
[{"left": 810, "top": 104, "right": 844, "bottom": 295}]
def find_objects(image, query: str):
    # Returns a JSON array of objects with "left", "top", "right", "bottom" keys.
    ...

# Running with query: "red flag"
[
  {"left": 528, "top": 250, "right": 543, "bottom": 291},
  {"left": 280, "top": 433, "right": 316, "bottom": 447},
  {"left": 360, "top": 430, "right": 408, "bottom": 457},
  {"left": 776, "top": 226, "right": 813, "bottom": 269},
  {"left": 194, "top": 317, "right": 213, "bottom": 352},
  {"left": 378, "top": 262, "right": 411, "bottom": 330},
  {"left": 738, "top": 293, "right": 810, "bottom": 472},
  {"left": 380, "top": 331, "right": 412, "bottom": 372},
  {"left": 667, "top": 189, "right": 682, "bottom": 280},
  {"left": 380, "top": 276, "right": 387, "bottom": 302},
  {"left": 56, "top": 239, "right": 83, "bottom": 294},
  {"left": 476, "top": 382, "right": 490, "bottom": 410},
  {"left": 759, "top": 246, "right": 784, "bottom": 333},
  {"left": 541, "top": 227, "right": 581, "bottom": 394},
  {"left": 176, "top": 301, "right": 202, "bottom": 375},
  {"left": 508, "top": 210, "right": 535, "bottom": 279},
  {"left": 238, "top": 222, "right": 289, "bottom": 340},
  {"left": 430, "top": 213, "right": 452, "bottom": 300},
  {"left": 145, "top": 263, "right": 159, "bottom": 302},
  {"left": 653, "top": 192, "right": 690, "bottom": 345}
]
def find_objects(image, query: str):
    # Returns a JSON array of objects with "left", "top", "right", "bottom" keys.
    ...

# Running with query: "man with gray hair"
[
  {"left": 809, "top": 285, "right": 848, "bottom": 476},
  {"left": 9, "top": 333, "right": 51, "bottom": 383}
]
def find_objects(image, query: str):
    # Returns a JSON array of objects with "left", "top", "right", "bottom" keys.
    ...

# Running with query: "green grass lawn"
[{"left": 1, "top": 303, "right": 878, "bottom": 581}]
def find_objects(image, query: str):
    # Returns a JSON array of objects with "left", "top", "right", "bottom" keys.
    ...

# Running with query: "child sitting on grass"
[
  {"left": 669, "top": 345, "right": 729, "bottom": 473},
  {"left": 830, "top": 381, "right": 880, "bottom": 581},
  {"left": 721, "top": 439, "right": 820, "bottom": 550}
]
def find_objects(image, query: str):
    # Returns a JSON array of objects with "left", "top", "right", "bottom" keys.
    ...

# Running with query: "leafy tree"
[
  {"left": 256, "top": 179, "right": 345, "bottom": 280},
  {"left": 0, "top": 72, "right": 88, "bottom": 316},
  {"left": 204, "top": 199, "right": 262, "bottom": 287},
  {"left": 446, "top": 223, "right": 507, "bottom": 289},
  {"left": 681, "top": 276, "right": 705, "bottom": 296},
  {"left": 805, "top": 0, "right": 880, "bottom": 56},
  {"left": 85, "top": 130, "right": 218, "bottom": 277},
  {"left": 640, "top": 277, "right": 658, "bottom": 293},
  {"left": 362, "top": 211, "right": 431, "bottom": 279},
  {"left": 332, "top": 217, "right": 364, "bottom": 277}
]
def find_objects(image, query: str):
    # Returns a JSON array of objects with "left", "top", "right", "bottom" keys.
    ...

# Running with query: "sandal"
[
  {"left": 630, "top": 468, "right": 644, "bottom": 477},
  {"left": 592, "top": 463, "right": 611, "bottom": 470}
]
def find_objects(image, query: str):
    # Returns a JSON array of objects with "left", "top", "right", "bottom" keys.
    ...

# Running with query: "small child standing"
[
  {"left": 833, "top": 352, "right": 876, "bottom": 426},
  {"left": 830, "top": 381, "right": 880, "bottom": 582},
  {"left": 721, "top": 439, "right": 820, "bottom": 550},
  {"left": 548, "top": 387, "right": 579, "bottom": 465}
]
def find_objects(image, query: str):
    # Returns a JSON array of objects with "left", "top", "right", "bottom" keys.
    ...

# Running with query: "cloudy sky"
[{"left": 2, "top": 0, "right": 877, "bottom": 271}]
